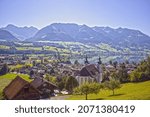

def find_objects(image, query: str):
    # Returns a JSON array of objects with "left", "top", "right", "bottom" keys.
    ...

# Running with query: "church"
[{"left": 75, "top": 57, "right": 103, "bottom": 85}]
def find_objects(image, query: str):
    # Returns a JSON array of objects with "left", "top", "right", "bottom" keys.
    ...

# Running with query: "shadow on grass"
[
  {"left": 108, "top": 93, "right": 125, "bottom": 97},
  {"left": 90, "top": 98, "right": 105, "bottom": 100}
]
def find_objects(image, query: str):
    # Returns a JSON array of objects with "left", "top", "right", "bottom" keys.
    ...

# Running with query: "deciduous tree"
[
  {"left": 75, "top": 82, "right": 101, "bottom": 100},
  {"left": 104, "top": 79, "right": 121, "bottom": 95}
]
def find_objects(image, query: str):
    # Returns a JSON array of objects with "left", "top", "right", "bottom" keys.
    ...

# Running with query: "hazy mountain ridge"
[
  {"left": 31, "top": 23, "right": 111, "bottom": 43},
  {"left": 28, "top": 23, "right": 150, "bottom": 49},
  {"left": 1, "top": 24, "right": 38, "bottom": 40},
  {"left": 0, "top": 29, "right": 19, "bottom": 41},
  {"left": 0, "top": 23, "right": 150, "bottom": 50}
]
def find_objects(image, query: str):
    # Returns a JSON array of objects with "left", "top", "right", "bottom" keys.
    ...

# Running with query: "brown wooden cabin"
[
  {"left": 30, "top": 78, "right": 58, "bottom": 99},
  {"left": 3, "top": 76, "right": 40, "bottom": 100}
]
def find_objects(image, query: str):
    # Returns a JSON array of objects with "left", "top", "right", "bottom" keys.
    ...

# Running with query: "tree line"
[{"left": 73, "top": 78, "right": 121, "bottom": 100}]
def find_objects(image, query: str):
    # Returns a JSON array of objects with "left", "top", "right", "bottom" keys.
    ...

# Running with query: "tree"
[
  {"left": 129, "top": 70, "right": 142, "bottom": 82},
  {"left": 109, "top": 60, "right": 113, "bottom": 65},
  {"left": 125, "top": 60, "right": 129, "bottom": 64},
  {"left": 56, "top": 77, "right": 67, "bottom": 91},
  {"left": 75, "top": 82, "right": 101, "bottom": 100},
  {"left": 110, "top": 72, "right": 119, "bottom": 81},
  {"left": 113, "top": 61, "right": 118, "bottom": 68},
  {"left": 117, "top": 63, "right": 129, "bottom": 82},
  {"left": 65, "top": 76, "right": 79, "bottom": 93},
  {"left": 73, "top": 87, "right": 81, "bottom": 95},
  {"left": 57, "top": 81, "right": 65, "bottom": 91},
  {"left": 0, "top": 64, "right": 9, "bottom": 75},
  {"left": 32, "top": 61, "right": 36, "bottom": 66},
  {"left": 50, "top": 68, "right": 55, "bottom": 75},
  {"left": 129, "top": 56, "right": 150, "bottom": 81},
  {"left": 104, "top": 79, "right": 121, "bottom": 95},
  {"left": 74, "top": 60, "right": 80, "bottom": 65},
  {"left": 48, "top": 76, "right": 57, "bottom": 84},
  {"left": 29, "top": 70, "right": 34, "bottom": 77}
]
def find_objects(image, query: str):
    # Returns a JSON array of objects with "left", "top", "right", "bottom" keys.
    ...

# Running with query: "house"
[
  {"left": 30, "top": 78, "right": 58, "bottom": 98},
  {"left": 105, "top": 65, "right": 116, "bottom": 72},
  {"left": 76, "top": 64, "right": 102, "bottom": 85},
  {"left": 3, "top": 76, "right": 40, "bottom": 100}
]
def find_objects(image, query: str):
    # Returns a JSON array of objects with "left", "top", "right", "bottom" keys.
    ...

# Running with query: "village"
[{"left": 0, "top": 53, "right": 140, "bottom": 100}]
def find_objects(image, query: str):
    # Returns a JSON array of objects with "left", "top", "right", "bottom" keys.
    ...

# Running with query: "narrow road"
[{"left": 50, "top": 95, "right": 70, "bottom": 100}]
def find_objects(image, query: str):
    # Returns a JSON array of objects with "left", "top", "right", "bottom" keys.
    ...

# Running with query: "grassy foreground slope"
[
  {"left": 68, "top": 81, "right": 150, "bottom": 100},
  {"left": 0, "top": 73, "right": 31, "bottom": 99}
]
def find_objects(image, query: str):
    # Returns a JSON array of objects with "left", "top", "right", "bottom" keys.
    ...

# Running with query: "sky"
[{"left": 0, "top": 0, "right": 150, "bottom": 35}]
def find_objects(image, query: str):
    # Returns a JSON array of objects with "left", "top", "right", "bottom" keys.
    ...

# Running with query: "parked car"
[
  {"left": 61, "top": 90, "right": 69, "bottom": 95},
  {"left": 54, "top": 89, "right": 60, "bottom": 94}
]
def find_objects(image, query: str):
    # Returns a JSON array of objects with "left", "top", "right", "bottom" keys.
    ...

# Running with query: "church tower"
[
  {"left": 84, "top": 55, "right": 89, "bottom": 65},
  {"left": 97, "top": 57, "right": 103, "bottom": 83}
]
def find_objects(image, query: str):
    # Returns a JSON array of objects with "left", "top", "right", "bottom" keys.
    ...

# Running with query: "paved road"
[{"left": 50, "top": 95, "right": 70, "bottom": 100}]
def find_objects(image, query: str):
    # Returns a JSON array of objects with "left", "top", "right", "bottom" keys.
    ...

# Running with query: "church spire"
[
  {"left": 97, "top": 57, "right": 103, "bottom": 83},
  {"left": 98, "top": 57, "right": 102, "bottom": 64},
  {"left": 84, "top": 55, "right": 89, "bottom": 64}
]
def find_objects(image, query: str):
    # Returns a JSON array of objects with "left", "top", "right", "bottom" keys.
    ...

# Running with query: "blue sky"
[{"left": 0, "top": 0, "right": 150, "bottom": 35}]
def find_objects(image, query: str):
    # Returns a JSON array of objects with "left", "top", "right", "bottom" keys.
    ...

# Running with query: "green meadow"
[
  {"left": 68, "top": 81, "right": 150, "bottom": 100},
  {"left": 0, "top": 73, "right": 31, "bottom": 99},
  {"left": 0, "top": 73, "right": 150, "bottom": 100}
]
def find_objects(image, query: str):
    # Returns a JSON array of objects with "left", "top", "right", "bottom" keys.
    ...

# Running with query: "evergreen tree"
[
  {"left": 74, "top": 60, "right": 80, "bottom": 65},
  {"left": 113, "top": 61, "right": 118, "bottom": 68},
  {"left": 109, "top": 60, "right": 113, "bottom": 65},
  {"left": 29, "top": 70, "right": 34, "bottom": 77}
]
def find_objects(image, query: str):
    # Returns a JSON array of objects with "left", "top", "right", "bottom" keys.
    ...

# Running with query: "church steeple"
[
  {"left": 97, "top": 57, "right": 103, "bottom": 83},
  {"left": 84, "top": 55, "right": 89, "bottom": 64},
  {"left": 98, "top": 57, "right": 102, "bottom": 65}
]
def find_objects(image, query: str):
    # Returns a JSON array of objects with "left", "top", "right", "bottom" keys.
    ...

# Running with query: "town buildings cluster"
[{"left": 0, "top": 54, "right": 138, "bottom": 99}]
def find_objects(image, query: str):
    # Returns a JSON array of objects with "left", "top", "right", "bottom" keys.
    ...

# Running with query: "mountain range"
[
  {"left": 0, "top": 29, "right": 18, "bottom": 41},
  {"left": 1, "top": 24, "right": 38, "bottom": 40},
  {"left": 0, "top": 23, "right": 150, "bottom": 49}
]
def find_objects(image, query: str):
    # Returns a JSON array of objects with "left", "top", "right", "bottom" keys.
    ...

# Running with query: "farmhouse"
[
  {"left": 30, "top": 78, "right": 58, "bottom": 98},
  {"left": 3, "top": 76, "right": 40, "bottom": 100}
]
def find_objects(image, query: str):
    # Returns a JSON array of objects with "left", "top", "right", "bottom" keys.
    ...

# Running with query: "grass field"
[
  {"left": 0, "top": 45, "right": 10, "bottom": 49},
  {"left": 16, "top": 47, "right": 42, "bottom": 51},
  {"left": 0, "top": 73, "right": 31, "bottom": 99},
  {"left": 68, "top": 81, "right": 150, "bottom": 100},
  {"left": 9, "top": 64, "right": 32, "bottom": 70}
]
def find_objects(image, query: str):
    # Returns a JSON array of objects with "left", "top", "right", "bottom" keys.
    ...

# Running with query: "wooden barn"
[
  {"left": 3, "top": 76, "right": 40, "bottom": 100},
  {"left": 30, "top": 78, "right": 57, "bottom": 98}
]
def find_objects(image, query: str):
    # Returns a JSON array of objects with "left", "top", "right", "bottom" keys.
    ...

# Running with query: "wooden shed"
[{"left": 3, "top": 76, "right": 40, "bottom": 100}]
